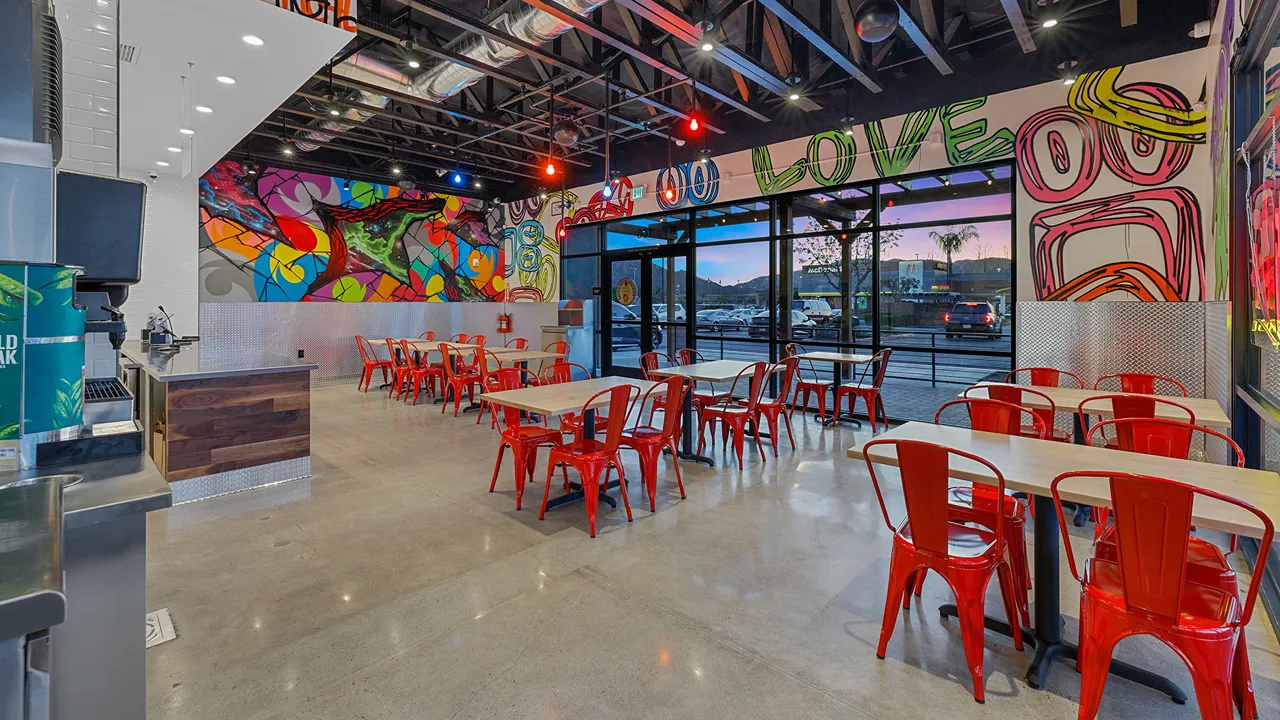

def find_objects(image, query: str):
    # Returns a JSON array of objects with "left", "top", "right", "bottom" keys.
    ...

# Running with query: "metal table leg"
[{"left": 677, "top": 377, "right": 714, "bottom": 466}]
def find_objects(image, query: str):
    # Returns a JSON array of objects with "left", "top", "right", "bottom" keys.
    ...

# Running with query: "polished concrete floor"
[{"left": 145, "top": 383, "right": 1280, "bottom": 719}]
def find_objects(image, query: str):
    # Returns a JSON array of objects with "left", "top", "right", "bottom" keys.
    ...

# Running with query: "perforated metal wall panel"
[
  {"left": 1204, "top": 302, "right": 1231, "bottom": 464},
  {"left": 198, "top": 302, "right": 559, "bottom": 386}
]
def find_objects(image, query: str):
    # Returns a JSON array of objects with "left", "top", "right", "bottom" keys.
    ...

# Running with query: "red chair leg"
[
  {"left": 1076, "top": 603, "right": 1123, "bottom": 720},
  {"left": 696, "top": 414, "right": 712, "bottom": 454},
  {"left": 613, "top": 458, "right": 633, "bottom": 522},
  {"left": 489, "top": 443, "right": 507, "bottom": 493},
  {"left": 633, "top": 443, "right": 661, "bottom": 511},
  {"left": 1171, "top": 633, "right": 1236, "bottom": 720},
  {"left": 816, "top": 388, "right": 827, "bottom": 422},
  {"left": 667, "top": 436, "right": 686, "bottom": 498},
  {"left": 994, "top": 563, "right": 1024, "bottom": 650},
  {"left": 765, "top": 412, "right": 780, "bottom": 457},
  {"left": 782, "top": 409, "right": 797, "bottom": 450},
  {"left": 876, "top": 550, "right": 916, "bottom": 659},
  {"left": 1234, "top": 630, "right": 1258, "bottom": 719},
  {"left": 952, "top": 575, "right": 993, "bottom": 703},
  {"left": 510, "top": 446, "right": 527, "bottom": 510},
  {"left": 731, "top": 420, "right": 746, "bottom": 467}
]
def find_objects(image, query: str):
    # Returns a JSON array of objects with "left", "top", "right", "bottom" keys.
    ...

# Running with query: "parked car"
[
  {"left": 729, "top": 308, "right": 759, "bottom": 323},
  {"left": 653, "top": 303, "right": 686, "bottom": 322},
  {"left": 812, "top": 312, "right": 871, "bottom": 340},
  {"left": 792, "top": 298, "right": 834, "bottom": 324},
  {"left": 695, "top": 309, "right": 746, "bottom": 333},
  {"left": 749, "top": 309, "right": 816, "bottom": 338},
  {"left": 944, "top": 300, "right": 1002, "bottom": 339},
  {"left": 612, "top": 302, "right": 664, "bottom": 348}
]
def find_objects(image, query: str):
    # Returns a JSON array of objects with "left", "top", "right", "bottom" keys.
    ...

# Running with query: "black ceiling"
[{"left": 226, "top": 0, "right": 1213, "bottom": 199}]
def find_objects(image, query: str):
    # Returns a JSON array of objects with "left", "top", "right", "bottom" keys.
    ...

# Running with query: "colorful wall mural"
[
  {"left": 199, "top": 161, "right": 505, "bottom": 303},
  {"left": 506, "top": 50, "right": 1213, "bottom": 303}
]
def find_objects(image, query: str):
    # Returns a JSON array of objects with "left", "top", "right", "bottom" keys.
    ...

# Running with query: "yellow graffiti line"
[{"left": 1067, "top": 66, "right": 1206, "bottom": 144}]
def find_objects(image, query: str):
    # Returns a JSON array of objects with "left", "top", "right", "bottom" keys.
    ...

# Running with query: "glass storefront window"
[
  {"left": 879, "top": 166, "right": 1012, "bottom": 226},
  {"left": 693, "top": 202, "right": 770, "bottom": 242},
  {"left": 605, "top": 213, "right": 689, "bottom": 250}
]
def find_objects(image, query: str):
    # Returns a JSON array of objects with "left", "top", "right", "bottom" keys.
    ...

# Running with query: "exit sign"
[{"left": 630, "top": 185, "right": 644, "bottom": 200}]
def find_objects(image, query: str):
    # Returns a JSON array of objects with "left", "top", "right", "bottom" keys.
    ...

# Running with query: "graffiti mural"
[
  {"left": 503, "top": 50, "right": 1212, "bottom": 303},
  {"left": 199, "top": 161, "right": 504, "bottom": 302}
]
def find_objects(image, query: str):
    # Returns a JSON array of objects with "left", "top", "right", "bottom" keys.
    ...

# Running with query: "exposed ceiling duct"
[{"left": 294, "top": 0, "right": 613, "bottom": 152}]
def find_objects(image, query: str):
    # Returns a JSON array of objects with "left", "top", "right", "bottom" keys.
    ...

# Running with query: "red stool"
[
  {"left": 540, "top": 384, "right": 638, "bottom": 537},
  {"left": 620, "top": 376, "right": 689, "bottom": 511},
  {"left": 1050, "top": 470, "right": 1273, "bottom": 720},
  {"left": 862, "top": 438, "right": 1024, "bottom": 703}
]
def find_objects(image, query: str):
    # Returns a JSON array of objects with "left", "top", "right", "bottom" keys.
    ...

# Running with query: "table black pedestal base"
[
  {"left": 937, "top": 603, "right": 1035, "bottom": 649},
  {"left": 678, "top": 451, "right": 716, "bottom": 466},
  {"left": 818, "top": 412, "right": 863, "bottom": 428},
  {"left": 544, "top": 483, "right": 618, "bottom": 511}
]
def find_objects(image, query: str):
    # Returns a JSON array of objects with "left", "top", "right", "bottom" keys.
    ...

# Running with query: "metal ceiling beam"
[
  {"left": 761, "top": 11, "right": 793, "bottom": 75},
  {"left": 997, "top": 0, "right": 1036, "bottom": 52},
  {"left": 260, "top": 117, "right": 527, "bottom": 178},
  {"left": 1237, "top": 0, "right": 1280, "bottom": 72},
  {"left": 1119, "top": 0, "right": 1137, "bottom": 26},
  {"left": 892, "top": 1, "right": 953, "bottom": 75},
  {"left": 520, "top": 0, "right": 770, "bottom": 121},
  {"left": 294, "top": 88, "right": 594, "bottom": 166},
  {"left": 278, "top": 106, "right": 541, "bottom": 172},
  {"left": 835, "top": 0, "right": 867, "bottom": 66},
  {"left": 394, "top": 0, "right": 701, "bottom": 124},
  {"left": 755, "top": 0, "right": 881, "bottom": 91},
  {"left": 614, "top": 0, "right": 822, "bottom": 110},
  {"left": 228, "top": 143, "right": 500, "bottom": 197}
]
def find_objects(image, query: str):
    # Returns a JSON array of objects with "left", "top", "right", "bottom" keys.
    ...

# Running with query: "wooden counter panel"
[{"left": 160, "top": 371, "right": 310, "bottom": 481}]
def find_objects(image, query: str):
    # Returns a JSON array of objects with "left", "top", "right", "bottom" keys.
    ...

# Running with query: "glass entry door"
[{"left": 603, "top": 248, "right": 691, "bottom": 378}]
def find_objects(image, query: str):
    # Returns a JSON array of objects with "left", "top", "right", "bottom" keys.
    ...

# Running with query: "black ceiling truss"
[{"left": 232, "top": 0, "right": 1214, "bottom": 198}]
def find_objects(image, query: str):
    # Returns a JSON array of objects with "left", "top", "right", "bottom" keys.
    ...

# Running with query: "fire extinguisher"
[{"left": 497, "top": 312, "right": 512, "bottom": 334}]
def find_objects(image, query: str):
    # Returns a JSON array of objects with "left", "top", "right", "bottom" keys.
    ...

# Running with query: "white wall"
[
  {"left": 55, "top": 0, "right": 118, "bottom": 176},
  {"left": 122, "top": 170, "right": 198, "bottom": 336}
]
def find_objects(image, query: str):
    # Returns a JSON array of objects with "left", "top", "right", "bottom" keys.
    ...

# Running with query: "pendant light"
[{"left": 601, "top": 76, "right": 614, "bottom": 199}]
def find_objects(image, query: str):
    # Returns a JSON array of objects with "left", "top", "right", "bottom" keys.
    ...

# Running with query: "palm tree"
[{"left": 929, "top": 225, "right": 979, "bottom": 290}]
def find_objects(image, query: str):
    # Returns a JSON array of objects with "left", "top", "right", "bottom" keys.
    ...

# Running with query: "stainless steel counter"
[
  {"left": 0, "top": 478, "right": 65, "bottom": 641},
  {"left": 121, "top": 341, "right": 318, "bottom": 382},
  {"left": 0, "top": 454, "right": 171, "bottom": 531}
]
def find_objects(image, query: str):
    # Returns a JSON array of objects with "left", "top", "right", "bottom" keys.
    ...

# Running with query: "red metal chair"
[
  {"left": 963, "top": 383, "right": 1070, "bottom": 442},
  {"left": 639, "top": 351, "right": 678, "bottom": 424},
  {"left": 418, "top": 331, "right": 436, "bottom": 341},
  {"left": 488, "top": 367, "right": 564, "bottom": 510},
  {"left": 696, "top": 362, "right": 768, "bottom": 467},
  {"left": 530, "top": 341, "right": 570, "bottom": 382},
  {"left": 1050, "top": 470, "right": 1273, "bottom": 720},
  {"left": 397, "top": 340, "right": 442, "bottom": 405},
  {"left": 457, "top": 335, "right": 488, "bottom": 374},
  {"left": 1085, "top": 419, "right": 1256, "bottom": 717},
  {"left": 1094, "top": 372, "right": 1188, "bottom": 397},
  {"left": 929, "top": 397, "right": 1040, "bottom": 627},
  {"left": 545, "top": 362, "right": 610, "bottom": 440},
  {"left": 473, "top": 349, "right": 507, "bottom": 425},
  {"left": 539, "top": 384, "right": 639, "bottom": 537},
  {"left": 438, "top": 343, "right": 482, "bottom": 416},
  {"left": 384, "top": 337, "right": 413, "bottom": 399},
  {"left": 620, "top": 375, "right": 689, "bottom": 511},
  {"left": 1077, "top": 394, "right": 1196, "bottom": 450},
  {"left": 450, "top": 333, "right": 470, "bottom": 343},
  {"left": 677, "top": 348, "right": 729, "bottom": 415},
  {"left": 505, "top": 337, "right": 529, "bottom": 350},
  {"left": 355, "top": 335, "right": 392, "bottom": 392},
  {"left": 862, "top": 438, "right": 1024, "bottom": 703},
  {"left": 785, "top": 343, "right": 832, "bottom": 421},
  {"left": 741, "top": 357, "right": 798, "bottom": 455},
  {"left": 834, "top": 349, "right": 892, "bottom": 432},
  {"left": 1005, "top": 366, "right": 1085, "bottom": 389}
]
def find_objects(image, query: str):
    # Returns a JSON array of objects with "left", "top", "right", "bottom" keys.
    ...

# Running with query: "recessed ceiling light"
[
  {"left": 408, "top": 60, "right": 421, "bottom": 68},
  {"left": 1041, "top": 18, "right": 1058, "bottom": 27},
  {"left": 242, "top": 35, "right": 263, "bottom": 46},
  {"left": 788, "top": 93, "right": 800, "bottom": 101},
  {"left": 329, "top": 109, "right": 340, "bottom": 116},
  {"left": 283, "top": 147, "right": 293, "bottom": 155},
  {"left": 167, "top": 147, "right": 181, "bottom": 152},
  {"left": 195, "top": 105, "right": 212, "bottom": 113},
  {"left": 700, "top": 42, "right": 714, "bottom": 52},
  {"left": 179, "top": 128, "right": 195, "bottom": 135},
  {"left": 156, "top": 161, "right": 169, "bottom": 167},
  {"left": 216, "top": 76, "right": 236, "bottom": 84}
]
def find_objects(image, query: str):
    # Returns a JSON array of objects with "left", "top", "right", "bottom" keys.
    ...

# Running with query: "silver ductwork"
[
  {"left": 293, "top": 88, "right": 389, "bottom": 152},
  {"left": 295, "top": 0, "right": 612, "bottom": 151}
]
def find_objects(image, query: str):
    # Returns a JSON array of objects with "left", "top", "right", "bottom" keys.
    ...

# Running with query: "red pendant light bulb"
[
  {"left": 664, "top": 186, "right": 675, "bottom": 201},
  {"left": 544, "top": 161, "right": 556, "bottom": 176},
  {"left": 688, "top": 115, "right": 700, "bottom": 132}
]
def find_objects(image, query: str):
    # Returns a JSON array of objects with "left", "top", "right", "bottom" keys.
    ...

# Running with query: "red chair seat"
[
  {"left": 1086, "top": 559, "right": 1239, "bottom": 627},
  {"left": 896, "top": 521, "right": 997, "bottom": 560},
  {"left": 947, "top": 486, "right": 1025, "bottom": 518},
  {"left": 1020, "top": 423, "right": 1070, "bottom": 442},
  {"left": 626, "top": 426, "right": 664, "bottom": 441}
]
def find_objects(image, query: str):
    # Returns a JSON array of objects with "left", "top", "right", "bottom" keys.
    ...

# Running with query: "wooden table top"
[
  {"left": 963, "top": 382, "right": 1230, "bottom": 428},
  {"left": 848, "top": 422, "right": 1278, "bottom": 539},
  {"left": 394, "top": 340, "right": 480, "bottom": 352},
  {"left": 493, "top": 350, "right": 566, "bottom": 363},
  {"left": 481, "top": 376, "right": 661, "bottom": 417},
  {"left": 794, "top": 351, "right": 875, "bottom": 364},
  {"left": 649, "top": 359, "right": 780, "bottom": 383}
]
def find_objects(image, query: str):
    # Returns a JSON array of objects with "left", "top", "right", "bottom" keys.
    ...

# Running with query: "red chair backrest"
[
  {"left": 1085, "top": 418, "right": 1243, "bottom": 466},
  {"left": 492, "top": 367, "right": 539, "bottom": 431},
  {"left": 397, "top": 340, "right": 420, "bottom": 369},
  {"left": 545, "top": 361, "right": 590, "bottom": 384},
  {"left": 1094, "top": 372, "right": 1188, "bottom": 397},
  {"left": 544, "top": 341, "right": 569, "bottom": 354},
  {"left": 419, "top": 331, "right": 436, "bottom": 341},
  {"left": 472, "top": 335, "right": 487, "bottom": 348},
  {"left": 862, "top": 438, "right": 1007, "bottom": 557},
  {"left": 723, "top": 362, "right": 768, "bottom": 412},
  {"left": 439, "top": 343, "right": 466, "bottom": 378},
  {"left": 356, "top": 335, "right": 372, "bottom": 363},
  {"left": 1051, "top": 470, "right": 1274, "bottom": 625},
  {"left": 578, "top": 385, "right": 638, "bottom": 453},
  {"left": 855, "top": 349, "right": 891, "bottom": 388},
  {"left": 770, "top": 357, "right": 799, "bottom": 405},
  {"left": 936, "top": 398, "right": 1047, "bottom": 439},
  {"left": 634, "top": 376, "right": 688, "bottom": 436},
  {"left": 1077, "top": 394, "right": 1195, "bottom": 448},
  {"left": 1006, "top": 366, "right": 1084, "bottom": 389},
  {"left": 477, "top": 349, "right": 502, "bottom": 377},
  {"left": 451, "top": 333, "right": 470, "bottom": 343},
  {"left": 506, "top": 338, "right": 529, "bottom": 350},
  {"left": 639, "top": 352, "right": 669, "bottom": 380},
  {"left": 964, "top": 383, "right": 1057, "bottom": 434},
  {"left": 677, "top": 348, "right": 706, "bottom": 365},
  {"left": 386, "top": 338, "right": 408, "bottom": 369}
]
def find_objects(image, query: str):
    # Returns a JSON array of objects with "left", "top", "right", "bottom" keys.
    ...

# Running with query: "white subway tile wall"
[{"left": 57, "top": 0, "right": 118, "bottom": 176}]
